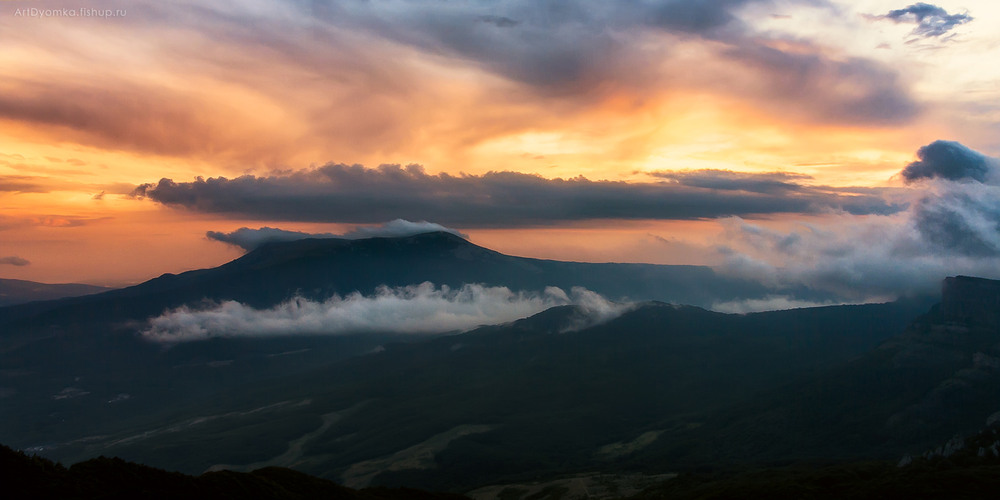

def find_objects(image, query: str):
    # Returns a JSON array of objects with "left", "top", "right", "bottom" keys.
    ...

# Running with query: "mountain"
[
  {"left": 634, "top": 276, "right": 1000, "bottom": 469},
  {"left": 635, "top": 415, "right": 1000, "bottom": 500},
  {"left": 0, "top": 232, "right": 775, "bottom": 328},
  {"left": 0, "top": 278, "right": 110, "bottom": 307},
  {"left": 4, "top": 297, "right": 930, "bottom": 492},
  {"left": 1, "top": 444, "right": 467, "bottom": 500},
  {"left": 4, "top": 232, "right": 968, "bottom": 494},
  {"left": 940, "top": 275, "right": 1000, "bottom": 328},
  {"left": 0, "top": 231, "right": 780, "bottom": 466}
]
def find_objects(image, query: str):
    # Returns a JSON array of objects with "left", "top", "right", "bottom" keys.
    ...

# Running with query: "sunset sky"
[{"left": 2, "top": 0, "right": 999, "bottom": 304}]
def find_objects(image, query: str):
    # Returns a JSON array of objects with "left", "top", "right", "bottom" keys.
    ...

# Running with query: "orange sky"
[{"left": 1, "top": 0, "right": 998, "bottom": 286}]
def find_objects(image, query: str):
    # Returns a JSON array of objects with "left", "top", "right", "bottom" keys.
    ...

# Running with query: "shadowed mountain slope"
[
  {"left": 11, "top": 297, "right": 930, "bottom": 492},
  {"left": 633, "top": 276, "right": 1000, "bottom": 470}
]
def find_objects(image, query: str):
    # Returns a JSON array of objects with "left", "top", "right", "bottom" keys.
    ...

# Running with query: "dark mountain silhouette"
[
  {"left": 636, "top": 419, "right": 1000, "bottom": 500},
  {"left": 636, "top": 276, "right": 1000, "bottom": 470},
  {"left": 941, "top": 275, "right": 1000, "bottom": 328},
  {"left": 0, "top": 278, "right": 110, "bottom": 307},
  {"left": 1, "top": 444, "right": 467, "bottom": 500}
]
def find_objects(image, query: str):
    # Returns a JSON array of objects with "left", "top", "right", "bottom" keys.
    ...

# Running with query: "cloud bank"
[
  {"left": 715, "top": 141, "right": 1000, "bottom": 300},
  {"left": 206, "top": 220, "right": 465, "bottom": 251},
  {"left": 132, "top": 164, "right": 903, "bottom": 226},
  {"left": 141, "top": 283, "right": 627, "bottom": 343}
]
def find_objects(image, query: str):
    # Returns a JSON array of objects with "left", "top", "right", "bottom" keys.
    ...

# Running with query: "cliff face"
[{"left": 941, "top": 276, "right": 1000, "bottom": 328}]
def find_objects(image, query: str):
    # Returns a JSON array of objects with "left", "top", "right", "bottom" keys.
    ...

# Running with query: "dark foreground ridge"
[
  {"left": 1, "top": 444, "right": 467, "bottom": 500},
  {"left": 638, "top": 420, "right": 1000, "bottom": 500}
]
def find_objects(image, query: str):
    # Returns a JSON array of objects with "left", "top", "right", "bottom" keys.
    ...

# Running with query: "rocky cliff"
[{"left": 941, "top": 276, "right": 1000, "bottom": 328}]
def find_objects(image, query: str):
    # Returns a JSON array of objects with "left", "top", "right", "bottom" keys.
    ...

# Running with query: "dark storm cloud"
[
  {"left": 131, "top": 164, "right": 903, "bottom": 226},
  {"left": 900, "top": 140, "right": 995, "bottom": 183},
  {"left": 207, "top": 220, "right": 466, "bottom": 251},
  {"left": 879, "top": 3, "right": 973, "bottom": 38}
]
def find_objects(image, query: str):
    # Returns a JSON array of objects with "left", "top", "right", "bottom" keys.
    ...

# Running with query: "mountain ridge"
[
  {"left": 0, "top": 278, "right": 111, "bottom": 307},
  {"left": 0, "top": 231, "right": 771, "bottom": 330}
]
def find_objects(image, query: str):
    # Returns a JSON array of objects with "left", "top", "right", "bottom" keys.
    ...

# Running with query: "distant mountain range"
[
  {"left": 0, "top": 278, "right": 111, "bottom": 307},
  {"left": 4, "top": 232, "right": 999, "bottom": 496}
]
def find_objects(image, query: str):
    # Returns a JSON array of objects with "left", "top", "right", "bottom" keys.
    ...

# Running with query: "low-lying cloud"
[
  {"left": 715, "top": 140, "right": 1000, "bottom": 300},
  {"left": 206, "top": 227, "right": 339, "bottom": 251},
  {"left": 341, "top": 220, "right": 467, "bottom": 240},
  {"left": 132, "top": 164, "right": 903, "bottom": 226},
  {"left": 142, "top": 283, "right": 628, "bottom": 343},
  {"left": 206, "top": 220, "right": 465, "bottom": 251}
]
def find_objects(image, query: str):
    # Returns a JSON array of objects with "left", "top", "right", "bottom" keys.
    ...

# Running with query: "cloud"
[
  {"left": 0, "top": 176, "right": 48, "bottom": 193},
  {"left": 650, "top": 169, "right": 813, "bottom": 195},
  {"left": 713, "top": 141, "right": 1000, "bottom": 300},
  {"left": 206, "top": 227, "right": 339, "bottom": 251},
  {"left": 900, "top": 141, "right": 1000, "bottom": 257},
  {"left": 132, "top": 164, "right": 903, "bottom": 226},
  {"left": 0, "top": 0, "right": 923, "bottom": 172},
  {"left": 331, "top": 0, "right": 919, "bottom": 125},
  {"left": 476, "top": 15, "right": 519, "bottom": 28},
  {"left": 718, "top": 42, "right": 921, "bottom": 125},
  {"left": 141, "top": 282, "right": 627, "bottom": 343},
  {"left": 900, "top": 140, "right": 997, "bottom": 183},
  {"left": 206, "top": 220, "right": 466, "bottom": 251},
  {"left": 0, "top": 256, "right": 30, "bottom": 267},
  {"left": 0, "top": 80, "right": 249, "bottom": 159},
  {"left": 332, "top": 0, "right": 760, "bottom": 91},
  {"left": 340, "top": 220, "right": 468, "bottom": 240},
  {"left": 878, "top": 3, "right": 973, "bottom": 38},
  {"left": 913, "top": 183, "right": 1000, "bottom": 257}
]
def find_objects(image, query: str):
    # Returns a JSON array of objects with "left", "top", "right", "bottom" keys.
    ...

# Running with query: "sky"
[{"left": 1, "top": 0, "right": 999, "bottom": 305}]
